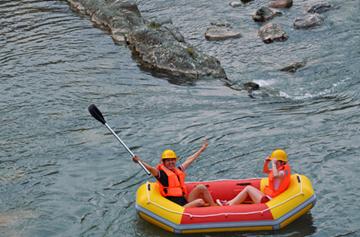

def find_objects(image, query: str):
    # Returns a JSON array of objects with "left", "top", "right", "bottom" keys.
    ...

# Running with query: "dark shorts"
[{"left": 166, "top": 196, "right": 188, "bottom": 206}]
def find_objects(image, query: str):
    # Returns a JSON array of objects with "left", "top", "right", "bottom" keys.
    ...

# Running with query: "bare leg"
[
  {"left": 184, "top": 198, "right": 205, "bottom": 208},
  {"left": 245, "top": 185, "right": 266, "bottom": 204},
  {"left": 227, "top": 188, "right": 249, "bottom": 206},
  {"left": 187, "top": 184, "right": 217, "bottom": 206},
  {"left": 228, "top": 186, "right": 265, "bottom": 205}
]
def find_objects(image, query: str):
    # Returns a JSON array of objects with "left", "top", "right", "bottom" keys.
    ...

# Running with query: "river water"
[{"left": 1, "top": 0, "right": 359, "bottom": 236}]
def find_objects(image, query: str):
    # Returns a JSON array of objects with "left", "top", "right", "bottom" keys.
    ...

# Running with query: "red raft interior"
[{"left": 181, "top": 179, "right": 273, "bottom": 224}]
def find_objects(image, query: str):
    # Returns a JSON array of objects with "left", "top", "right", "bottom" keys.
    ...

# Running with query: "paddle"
[{"left": 88, "top": 104, "right": 151, "bottom": 175}]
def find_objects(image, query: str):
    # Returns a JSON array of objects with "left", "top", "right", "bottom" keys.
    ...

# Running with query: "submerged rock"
[
  {"left": 229, "top": 1, "right": 242, "bottom": 8},
  {"left": 306, "top": 1, "right": 332, "bottom": 14},
  {"left": 269, "top": 0, "right": 293, "bottom": 8},
  {"left": 224, "top": 81, "right": 260, "bottom": 98},
  {"left": 243, "top": 81, "right": 260, "bottom": 98},
  {"left": 229, "top": 0, "right": 253, "bottom": 7},
  {"left": 294, "top": 14, "right": 324, "bottom": 29},
  {"left": 147, "top": 17, "right": 173, "bottom": 26},
  {"left": 205, "top": 23, "right": 241, "bottom": 41},
  {"left": 258, "top": 23, "right": 288, "bottom": 43},
  {"left": 243, "top": 82, "right": 260, "bottom": 91},
  {"left": 280, "top": 61, "right": 306, "bottom": 73},
  {"left": 0, "top": 210, "right": 35, "bottom": 227},
  {"left": 241, "top": 0, "right": 253, "bottom": 3},
  {"left": 66, "top": 0, "right": 227, "bottom": 81},
  {"left": 252, "top": 7, "right": 282, "bottom": 22}
]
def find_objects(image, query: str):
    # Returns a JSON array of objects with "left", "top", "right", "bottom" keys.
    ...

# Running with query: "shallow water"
[{"left": 1, "top": 0, "right": 359, "bottom": 236}]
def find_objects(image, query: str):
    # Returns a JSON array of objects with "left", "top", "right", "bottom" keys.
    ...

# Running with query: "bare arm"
[
  {"left": 270, "top": 160, "right": 285, "bottom": 177},
  {"left": 132, "top": 155, "right": 159, "bottom": 177},
  {"left": 181, "top": 139, "right": 208, "bottom": 170},
  {"left": 263, "top": 157, "right": 271, "bottom": 174}
]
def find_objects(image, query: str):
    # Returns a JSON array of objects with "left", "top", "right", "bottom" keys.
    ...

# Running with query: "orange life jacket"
[
  {"left": 156, "top": 164, "right": 187, "bottom": 197},
  {"left": 264, "top": 164, "right": 291, "bottom": 198}
]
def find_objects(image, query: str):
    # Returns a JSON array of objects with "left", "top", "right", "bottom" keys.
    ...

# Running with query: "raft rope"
[{"left": 144, "top": 175, "right": 305, "bottom": 218}]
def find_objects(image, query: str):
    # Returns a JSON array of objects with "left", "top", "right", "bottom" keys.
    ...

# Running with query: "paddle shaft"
[
  {"left": 104, "top": 123, "right": 135, "bottom": 157},
  {"left": 104, "top": 123, "right": 151, "bottom": 175},
  {"left": 88, "top": 104, "right": 150, "bottom": 175}
]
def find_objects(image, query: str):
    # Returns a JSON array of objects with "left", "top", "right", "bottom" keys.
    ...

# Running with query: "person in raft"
[
  {"left": 217, "top": 149, "right": 291, "bottom": 206},
  {"left": 132, "top": 139, "right": 217, "bottom": 208}
]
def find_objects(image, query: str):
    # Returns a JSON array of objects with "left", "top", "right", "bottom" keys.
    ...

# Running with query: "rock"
[
  {"left": 269, "top": 0, "right": 293, "bottom": 8},
  {"left": 306, "top": 1, "right": 332, "bottom": 14},
  {"left": 243, "top": 82, "right": 260, "bottom": 98},
  {"left": 229, "top": 1, "right": 242, "bottom": 8},
  {"left": 147, "top": 17, "right": 173, "bottom": 26},
  {"left": 243, "top": 82, "right": 260, "bottom": 91},
  {"left": 111, "top": 29, "right": 127, "bottom": 42},
  {"left": 229, "top": 0, "right": 253, "bottom": 7},
  {"left": 205, "top": 23, "right": 241, "bottom": 41},
  {"left": 68, "top": 0, "right": 86, "bottom": 13},
  {"left": 241, "top": 0, "right": 253, "bottom": 3},
  {"left": 294, "top": 14, "right": 324, "bottom": 29},
  {"left": 223, "top": 80, "right": 260, "bottom": 98},
  {"left": 68, "top": 0, "right": 144, "bottom": 42},
  {"left": 161, "top": 24, "right": 185, "bottom": 42},
  {"left": 126, "top": 26, "right": 227, "bottom": 79},
  {"left": 66, "top": 0, "right": 227, "bottom": 81},
  {"left": 258, "top": 23, "right": 288, "bottom": 43},
  {"left": 109, "top": 1, "right": 144, "bottom": 38},
  {"left": 210, "top": 22, "right": 231, "bottom": 27},
  {"left": 252, "top": 7, "right": 282, "bottom": 22},
  {"left": 280, "top": 61, "right": 306, "bottom": 73}
]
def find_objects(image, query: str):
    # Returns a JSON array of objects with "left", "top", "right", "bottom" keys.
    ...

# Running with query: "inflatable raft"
[{"left": 135, "top": 174, "right": 316, "bottom": 233}]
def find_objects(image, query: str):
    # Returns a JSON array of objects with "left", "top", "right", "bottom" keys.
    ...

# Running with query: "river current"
[{"left": 1, "top": 0, "right": 359, "bottom": 236}]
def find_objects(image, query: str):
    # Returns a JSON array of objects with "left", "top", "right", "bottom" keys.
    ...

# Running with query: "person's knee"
[
  {"left": 245, "top": 185, "right": 256, "bottom": 192},
  {"left": 243, "top": 186, "right": 251, "bottom": 193},
  {"left": 195, "top": 184, "right": 207, "bottom": 192}
]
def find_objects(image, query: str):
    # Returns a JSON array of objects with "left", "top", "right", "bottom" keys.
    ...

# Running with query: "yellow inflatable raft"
[{"left": 135, "top": 174, "right": 316, "bottom": 233}]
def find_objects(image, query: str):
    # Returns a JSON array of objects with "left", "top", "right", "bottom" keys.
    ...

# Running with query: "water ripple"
[{"left": 1, "top": 0, "right": 360, "bottom": 236}]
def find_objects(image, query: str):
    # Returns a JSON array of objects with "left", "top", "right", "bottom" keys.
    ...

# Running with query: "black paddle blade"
[{"left": 88, "top": 104, "right": 106, "bottom": 124}]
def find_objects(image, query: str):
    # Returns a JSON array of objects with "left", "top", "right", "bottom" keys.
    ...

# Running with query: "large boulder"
[{"left": 126, "top": 26, "right": 227, "bottom": 79}]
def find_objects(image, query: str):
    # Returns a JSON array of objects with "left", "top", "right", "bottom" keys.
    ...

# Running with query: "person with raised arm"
[
  {"left": 217, "top": 149, "right": 291, "bottom": 206},
  {"left": 133, "top": 139, "right": 217, "bottom": 208}
]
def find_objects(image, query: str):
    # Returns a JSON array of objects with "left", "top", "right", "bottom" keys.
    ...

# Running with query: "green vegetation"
[
  {"left": 148, "top": 21, "right": 161, "bottom": 29},
  {"left": 186, "top": 47, "right": 196, "bottom": 59}
]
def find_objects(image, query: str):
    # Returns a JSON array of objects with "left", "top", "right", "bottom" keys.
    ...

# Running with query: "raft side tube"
[{"left": 135, "top": 174, "right": 316, "bottom": 233}]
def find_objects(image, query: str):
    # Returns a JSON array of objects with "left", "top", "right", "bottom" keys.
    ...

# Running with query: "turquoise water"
[{"left": 1, "top": 0, "right": 359, "bottom": 236}]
